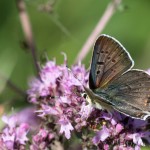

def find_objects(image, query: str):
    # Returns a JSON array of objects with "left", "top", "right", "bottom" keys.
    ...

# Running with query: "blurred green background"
[
  {"left": 0, "top": 0, "right": 150, "bottom": 108},
  {"left": 0, "top": 0, "right": 150, "bottom": 149}
]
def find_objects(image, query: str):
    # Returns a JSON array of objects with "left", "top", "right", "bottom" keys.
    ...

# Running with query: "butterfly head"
[{"left": 82, "top": 86, "right": 109, "bottom": 110}]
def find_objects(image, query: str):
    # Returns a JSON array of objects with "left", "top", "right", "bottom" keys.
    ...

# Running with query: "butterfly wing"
[
  {"left": 97, "top": 70, "right": 150, "bottom": 120},
  {"left": 89, "top": 34, "right": 134, "bottom": 89}
]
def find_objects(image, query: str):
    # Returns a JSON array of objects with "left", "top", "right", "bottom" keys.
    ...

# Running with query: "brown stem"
[
  {"left": 16, "top": 0, "right": 40, "bottom": 76},
  {"left": 74, "top": 0, "right": 122, "bottom": 64}
]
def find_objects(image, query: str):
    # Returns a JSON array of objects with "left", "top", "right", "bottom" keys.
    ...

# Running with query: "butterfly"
[{"left": 84, "top": 34, "right": 150, "bottom": 120}]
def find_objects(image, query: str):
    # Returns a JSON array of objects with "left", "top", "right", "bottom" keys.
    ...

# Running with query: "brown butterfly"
[{"left": 84, "top": 34, "right": 150, "bottom": 120}]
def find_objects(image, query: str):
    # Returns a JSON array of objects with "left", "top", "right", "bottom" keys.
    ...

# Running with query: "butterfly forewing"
[{"left": 89, "top": 35, "right": 134, "bottom": 89}]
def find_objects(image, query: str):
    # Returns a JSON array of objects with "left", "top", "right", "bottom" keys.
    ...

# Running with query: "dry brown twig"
[{"left": 74, "top": 0, "right": 122, "bottom": 64}]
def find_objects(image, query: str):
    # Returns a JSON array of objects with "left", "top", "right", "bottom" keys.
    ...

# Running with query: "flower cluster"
[
  {"left": 1, "top": 58, "right": 150, "bottom": 149},
  {"left": 89, "top": 109, "right": 150, "bottom": 150},
  {"left": 27, "top": 58, "right": 150, "bottom": 149},
  {"left": 0, "top": 115, "right": 29, "bottom": 150},
  {"left": 30, "top": 128, "right": 56, "bottom": 150},
  {"left": 27, "top": 59, "right": 91, "bottom": 139}
]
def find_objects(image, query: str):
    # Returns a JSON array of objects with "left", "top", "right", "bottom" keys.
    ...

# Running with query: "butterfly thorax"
[{"left": 83, "top": 86, "right": 113, "bottom": 111}]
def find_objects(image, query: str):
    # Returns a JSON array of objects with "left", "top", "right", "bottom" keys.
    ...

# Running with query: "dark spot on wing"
[
  {"left": 112, "top": 59, "right": 116, "bottom": 63},
  {"left": 97, "top": 62, "right": 104, "bottom": 65},
  {"left": 147, "top": 96, "right": 150, "bottom": 103},
  {"left": 111, "top": 68, "right": 116, "bottom": 73},
  {"left": 107, "top": 56, "right": 111, "bottom": 60}
]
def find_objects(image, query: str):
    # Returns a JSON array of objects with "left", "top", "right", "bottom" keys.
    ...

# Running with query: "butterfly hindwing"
[
  {"left": 89, "top": 35, "right": 134, "bottom": 89},
  {"left": 97, "top": 70, "right": 150, "bottom": 120}
]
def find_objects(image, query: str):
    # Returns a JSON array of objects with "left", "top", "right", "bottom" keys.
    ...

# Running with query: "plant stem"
[
  {"left": 16, "top": 0, "right": 40, "bottom": 76},
  {"left": 74, "top": 0, "right": 122, "bottom": 64}
]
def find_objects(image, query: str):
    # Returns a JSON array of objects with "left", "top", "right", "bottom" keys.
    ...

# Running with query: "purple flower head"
[
  {"left": 59, "top": 116, "right": 74, "bottom": 139},
  {"left": 28, "top": 57, "right": 150, "bottom": 149},
  {"left": 28, "top": 57, "right": 90, "bottom": 139},
  {"left": 30, "top": 128, "right": 56, "bottom": 150},
  {"left": 91, "top": 109, "right": 150, "bottom": 149},
  {"left": 15, "top": 123, "right": 29, "bottom": 145},
  {"left": 92, "top": 125, "right": 110, "bottom": 144},
  {"left": 2, "top": 115, "right": 17, "bottom": 129},
  {"left": 1, "top": 115, "right": 29, "bottom": 149}
]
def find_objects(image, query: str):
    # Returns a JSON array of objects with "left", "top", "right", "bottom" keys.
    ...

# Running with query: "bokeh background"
[{"left": 0, "top": 0, "right": 150, "bottom": 149}]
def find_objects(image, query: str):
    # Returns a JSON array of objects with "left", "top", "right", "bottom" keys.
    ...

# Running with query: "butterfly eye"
[
  {"left": 97, "top": 70, "right": 100, "bottom": 74},
  {"left": 81, "top": 92, "right": 87, "bottom": 99}
]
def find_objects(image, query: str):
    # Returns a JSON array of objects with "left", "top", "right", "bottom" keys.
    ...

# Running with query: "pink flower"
[
  {"left": 132, "top": 133, "right": 144, "bottom": 146},
  {"left": 79, "top": 102, "right": 93, "bottom": 119},
  {"left": 1, "top": 115, "right": 29, "bottom": 149},
  {"left": 92, "top": 125, "right": 110, "bottom": 144},
  {"left": 59, "top": 116, "right": 74, "bottom": 139},
  {"left": 2, "top": 115, "right": 17, "bottom": 129},
  {"left": 115, "top": 123, "right": 124, "bottom": 134},
  {"left": 30, "top": 128, "right": 55, "bottom": 149},
  {"left": 15, "top": 123, "right": 29, "bottom": 144}
]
